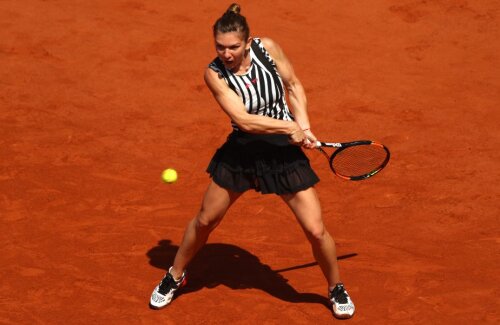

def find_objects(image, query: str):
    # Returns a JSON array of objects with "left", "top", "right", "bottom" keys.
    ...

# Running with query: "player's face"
[{"left": 214, "top": 31, "right": 251, "bottom": 71}]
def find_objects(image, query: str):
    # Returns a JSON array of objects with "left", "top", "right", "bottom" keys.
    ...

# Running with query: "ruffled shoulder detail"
[{"left": 252, "top": 37, "right": 277, "bottom": 68}]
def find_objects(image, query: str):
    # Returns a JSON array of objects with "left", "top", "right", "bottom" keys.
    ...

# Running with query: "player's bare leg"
[
  {"left": 171, "top": 181, "right": 242, "bottom": 279},
  {"left": 280, "top": 187, "right": 355, "bottom": 318},
  {"left": 280, "top": 187, "right": 340, "bottom": 285},
  {"left": 150, "top": 181, "right": 241, "bottom": 309}
]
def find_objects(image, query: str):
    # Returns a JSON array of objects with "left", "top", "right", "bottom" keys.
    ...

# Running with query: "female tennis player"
[{"left": 150, "top": 3, "right": 355, "bottom": 319}]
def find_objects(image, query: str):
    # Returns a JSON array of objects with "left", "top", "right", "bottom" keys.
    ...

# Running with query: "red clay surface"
[{"left": 1, "top": 0, "right": 499, "bottom": 324}]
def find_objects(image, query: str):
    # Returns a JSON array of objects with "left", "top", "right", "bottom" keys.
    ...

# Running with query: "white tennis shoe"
[
  {"left": 150, "top": 267, "right": 187, "bottom": 309},
  {"left": 329, "top": 283, "right": 355, "bottom": 319}
]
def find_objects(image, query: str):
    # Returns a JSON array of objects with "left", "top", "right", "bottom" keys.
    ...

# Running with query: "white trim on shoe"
[{"left": 150, "top": 267, "right": 187, "bottom": 309}]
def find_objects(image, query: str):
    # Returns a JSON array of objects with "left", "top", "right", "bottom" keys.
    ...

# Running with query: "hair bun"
[{"left": 226, "top": 3, "right": 241, "bottom": 15}]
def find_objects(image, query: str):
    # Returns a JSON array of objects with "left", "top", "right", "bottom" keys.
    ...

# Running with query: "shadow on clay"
[{"left": 147, "top": 239, "right": 357, "bottom": 310}]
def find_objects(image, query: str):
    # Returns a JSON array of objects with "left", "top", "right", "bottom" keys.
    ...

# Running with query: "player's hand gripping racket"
[{"left": 315, "top": 140, "right": 390, "bottom": 181}]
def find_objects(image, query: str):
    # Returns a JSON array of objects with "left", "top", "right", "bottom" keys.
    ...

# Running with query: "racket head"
[{"left": 328, "top": 141, "right": 390, "bottom": 180}]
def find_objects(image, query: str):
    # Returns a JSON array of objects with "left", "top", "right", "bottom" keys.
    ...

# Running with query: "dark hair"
[{"left": 213, "top": 3, "right": 250, "bottom": 40}]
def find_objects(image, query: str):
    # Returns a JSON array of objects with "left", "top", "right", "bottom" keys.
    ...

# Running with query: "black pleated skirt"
[{"left": 206, "top": 131, "right": 320, "bottom": 195}]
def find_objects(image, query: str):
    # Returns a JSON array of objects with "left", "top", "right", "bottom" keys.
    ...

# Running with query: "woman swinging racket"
[{"left": 150, "top": 3, "right": 355, "bottom": 319}]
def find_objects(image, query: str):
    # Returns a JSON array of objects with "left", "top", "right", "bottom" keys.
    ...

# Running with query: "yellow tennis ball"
[{"left": 161, "top": 168, "right": 178, "bottom": 183}]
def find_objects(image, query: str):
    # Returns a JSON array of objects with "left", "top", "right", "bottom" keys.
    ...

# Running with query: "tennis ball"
[{"left": 161, "top": 168, "right": 178, "bottom": 184}]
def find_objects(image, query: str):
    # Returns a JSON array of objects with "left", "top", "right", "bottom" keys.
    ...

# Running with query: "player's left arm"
[{"left": 261, "top": 37, "right": 316, "bottom": 148}]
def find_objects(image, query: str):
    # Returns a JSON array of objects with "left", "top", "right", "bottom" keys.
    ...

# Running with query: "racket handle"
[{"left": 315, "top": 141, "right": 322, "bottom": 148}]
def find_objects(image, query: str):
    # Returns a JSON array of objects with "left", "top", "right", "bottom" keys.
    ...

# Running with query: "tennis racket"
[{"left": 315, "top": 140, "right": 390, "bottom": 181}]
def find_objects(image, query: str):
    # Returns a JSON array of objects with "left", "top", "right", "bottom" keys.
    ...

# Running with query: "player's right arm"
[{"left": 204, "top": 68, "right": 305, "bottom": 143}]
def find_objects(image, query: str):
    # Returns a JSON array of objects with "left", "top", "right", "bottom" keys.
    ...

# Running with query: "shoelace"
[
  {"left": 158, "top": 273, "right": 179, "bottom": 295},
  {"left": 331, "top": 285, "right": 349, "bottom": 304}
]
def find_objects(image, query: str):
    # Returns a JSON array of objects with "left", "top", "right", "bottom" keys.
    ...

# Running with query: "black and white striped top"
[{"left": 208, "top": 38, "right": 295, "bottom": 131}]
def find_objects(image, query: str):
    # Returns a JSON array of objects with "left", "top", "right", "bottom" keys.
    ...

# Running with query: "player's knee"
[
  {"left": 305, "top": 226, "right": 326, "bottom": 242},
  {"left": 195, "top": 210, "right": 222, "bottom": 231}
]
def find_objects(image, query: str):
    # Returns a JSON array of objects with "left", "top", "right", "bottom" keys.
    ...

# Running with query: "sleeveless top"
[{"left": 208, "top": 38, "right": 295, "bottom": 131}]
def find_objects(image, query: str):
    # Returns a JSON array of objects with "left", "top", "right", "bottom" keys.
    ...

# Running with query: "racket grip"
[{"left": 315, "top": 141, "right": 322, "bottom": 148}]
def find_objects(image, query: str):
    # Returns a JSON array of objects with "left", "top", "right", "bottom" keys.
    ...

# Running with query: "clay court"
[{"left": 1, "top": 0, "right": 499, "bottom": 323}]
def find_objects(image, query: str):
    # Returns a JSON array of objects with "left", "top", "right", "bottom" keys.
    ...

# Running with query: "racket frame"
[{"left": 315, "top": 140, "right": 390, "bottom": 181}]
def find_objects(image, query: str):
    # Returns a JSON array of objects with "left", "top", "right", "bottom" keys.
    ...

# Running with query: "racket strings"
[{"left": 331, "top": 144, "right": 388, "bottom": 177}]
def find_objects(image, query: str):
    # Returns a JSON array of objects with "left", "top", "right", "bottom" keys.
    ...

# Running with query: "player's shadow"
[{"left": 147, "top": 239, "right": 357, "bottom": 310}]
